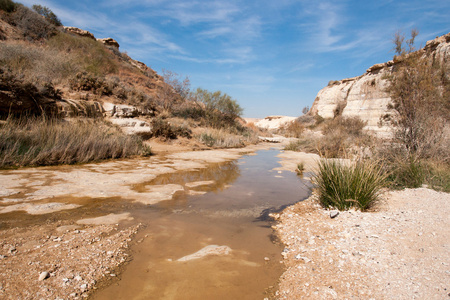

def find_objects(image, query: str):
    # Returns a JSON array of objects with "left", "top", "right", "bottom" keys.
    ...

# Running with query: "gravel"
[{"left": 274, "top": 188, "right": 450, "bottom": 299}]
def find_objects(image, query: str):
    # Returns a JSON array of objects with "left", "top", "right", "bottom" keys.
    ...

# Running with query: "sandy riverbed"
[
  {"left": 0, "top": 143, "right": 275, "bottom": 299},
  {"left": 273, "top": 187, "right": 450, "bottom": 299}
]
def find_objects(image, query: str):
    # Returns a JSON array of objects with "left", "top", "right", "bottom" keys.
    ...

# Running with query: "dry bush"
[
  {"left": 285, "top": 116, "right": 372, "bottom": 158},
  {"left": 9, "top": 5, "right": 57, "bottom": 40},
  {"left": 196, "top": 127, "right": 258, "bottom": 148},
  {"left": 0, "top": 117, "right": 151, "bottom": 168},
  {"left": 278, "top": 120, "right": 304, "bottom": 138}
]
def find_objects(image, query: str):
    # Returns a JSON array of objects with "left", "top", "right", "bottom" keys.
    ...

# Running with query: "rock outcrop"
[
  {"left": 97, "top": 37, "right": 119, "bottom": 49},
  {"left": 64, "top": 26, "right": 96, "bottom": 40},
  {"left": 310, "top": 32, "right": 450, "bottom": 136}
]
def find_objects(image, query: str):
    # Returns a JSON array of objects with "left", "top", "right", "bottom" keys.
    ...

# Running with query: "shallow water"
[
  {"left": 92, "top": 149, "right": 311, "bottom": 300},
  {"left": 0, "top": 148, "right": 310, "bottom": 299}
]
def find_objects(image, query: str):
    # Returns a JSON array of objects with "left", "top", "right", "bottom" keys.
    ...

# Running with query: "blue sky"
[{"left": 20, "top": 0, "right": 450, "bottom": 118}]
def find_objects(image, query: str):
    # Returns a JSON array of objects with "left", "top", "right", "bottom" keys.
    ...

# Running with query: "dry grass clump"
[
  {"left": 313, "top": 159, "right": 387, "bottom": 211},
  {"left": 0, "top": 117, "right": 151, "bottom": 168},
  {"left": 278, "top": 120, "right": 304, "bottom": 138},
  {"left": 196, "top": 127, "right": 258, "bottom": 148},
  {"left": 284, "top": 116, "right": 372, "bottom": 158}
]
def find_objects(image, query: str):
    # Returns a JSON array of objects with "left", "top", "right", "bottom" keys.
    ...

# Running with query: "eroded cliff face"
[{"left": 310, "top": 33, "right": 450, "bottom": 136}]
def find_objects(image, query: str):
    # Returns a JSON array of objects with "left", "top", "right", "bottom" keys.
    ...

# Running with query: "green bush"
[
  {"left": 10, "top": 5, "right": 57, "bottom": 40},
  {"left": 0, "top": 0, "right": 17, "bottom": 12},
  {"left": 32, "top": 4, "right": 62, "bottom": 27},
  {"left": 313, "top": 159, "right": 386, "bottom": 211}
]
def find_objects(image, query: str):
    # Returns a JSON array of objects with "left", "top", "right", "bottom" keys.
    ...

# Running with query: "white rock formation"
[{"left": 310, "top": 32, "right": 450, "bottom": 137}]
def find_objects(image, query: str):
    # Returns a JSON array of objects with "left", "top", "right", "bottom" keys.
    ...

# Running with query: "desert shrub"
[
  {"left": 323, "top": 116, "right": 366, "bottom": 136},
  {"left": 69, "top": 72, "right": 113, "bottom": 96},
  {"left": 0, "top": 0, "right": 17, "bottom": 12},
  {"left": 285, "top": 116, "right": 371, "bottom": 158},
  {"left": 146, "top": 118, "right": 191, "bottom": 141},
  {"left": 383, "top": 30, "right": 449, "bottom": 160},
  {"left": 10, "top": 5, "right": 57, "bottom": 40},
  {"left": 278, "top": 120, "right": 304, "bottom": 138},
  {"left": 197, "top": 129, "right": 246, "bottom": 148},
  {"left": 191, "top": 88, "right": 243, "bottom": 129},
  {"left": 313, "top": 159, "right": 386, "bottom": 211},
  {"left": 0, "top": 117, "right": 151, "bottom": 168},
  {"left": 32, "top": 4, "right": 62, "bottom": 27}
]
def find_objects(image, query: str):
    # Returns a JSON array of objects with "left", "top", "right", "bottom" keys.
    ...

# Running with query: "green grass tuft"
[{"left": 313, "top": 159, "right": 387, "bottom": 211}]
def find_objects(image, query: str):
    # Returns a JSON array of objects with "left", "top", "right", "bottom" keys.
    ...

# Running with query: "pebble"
[
  {"left": 330, "top": 211, "right": 340, "bottom": 219},
  {"left": 38, "top": 272, "right": 50, "bottom": 281}
]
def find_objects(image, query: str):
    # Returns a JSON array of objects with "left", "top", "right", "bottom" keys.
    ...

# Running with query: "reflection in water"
[
  {"left": 132, "top": 160, "right": 241, "bottom": 194},
  {"left": 93, "top": 149, "right": 311, "bottom": 300}
]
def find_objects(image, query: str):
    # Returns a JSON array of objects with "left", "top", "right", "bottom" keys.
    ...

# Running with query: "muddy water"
[{"left": 92, "top": 149, "right": 310, "bottom": 300}]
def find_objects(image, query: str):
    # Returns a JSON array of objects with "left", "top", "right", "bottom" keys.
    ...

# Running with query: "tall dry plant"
[{"left": 383, "top": 30, "right": 450, "bottom": 160}]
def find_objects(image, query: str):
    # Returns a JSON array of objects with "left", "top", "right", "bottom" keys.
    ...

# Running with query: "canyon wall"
[{"left": 310, "top": 33, "right": 450, "bottom": 136}]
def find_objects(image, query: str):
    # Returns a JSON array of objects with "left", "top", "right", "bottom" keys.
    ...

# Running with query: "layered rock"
[
  {"left": 64, "top": 26, "right": 95, "bottom": 40},
  {"left": 310, "top": 33, "right": 450, "bottom": 136},
  {"left": 97, "top": 37, "right": 119, "bottom": 49}
]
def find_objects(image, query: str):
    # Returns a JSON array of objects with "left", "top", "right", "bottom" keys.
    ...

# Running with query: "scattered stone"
[
  {"left": 38, "top": 272, "right": 49, "bottom": 281},
  {"left": 330, "top": 211, "right": 339, "bottom": 219}
]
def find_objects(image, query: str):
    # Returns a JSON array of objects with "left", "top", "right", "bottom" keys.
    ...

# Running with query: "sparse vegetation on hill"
[{"left": 0, "top": 1, "right": 259, "bottom": 167}]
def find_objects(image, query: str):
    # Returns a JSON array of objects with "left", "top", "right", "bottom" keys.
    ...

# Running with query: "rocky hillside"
[
  {"left": 310, "top": 33, "right": 450, "bottom": 136},
  {"left": 0, "top": 5, "right": 177, "bottom": 119}
]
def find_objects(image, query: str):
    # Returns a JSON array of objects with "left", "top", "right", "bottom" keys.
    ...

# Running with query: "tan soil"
[
  {"left": 273, "top": 188, "right": 450, "bottom": 299},
  {"left": 0, "top": 222, "right": 141, "bottom": 299}
]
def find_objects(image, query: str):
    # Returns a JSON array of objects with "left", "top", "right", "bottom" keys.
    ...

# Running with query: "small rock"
[
  {"left": 330, "top": 211, "right": 339, "bottom": 219},
  {"left": 264, "top": 257, "right": 270, "bottom": 261},
  {"left": 38, "top": 271, "right": 49, "bottom": 281},
  {"left": 80, "top": 283, "right": 88, "bottom": 292},
  {"left": 74, "top": 275, "right": 83, "bottom": 281}
]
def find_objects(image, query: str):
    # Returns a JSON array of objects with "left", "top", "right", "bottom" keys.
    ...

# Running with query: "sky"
[{"left": 19, "top": 0, "right": 450, "bottom": 118}]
